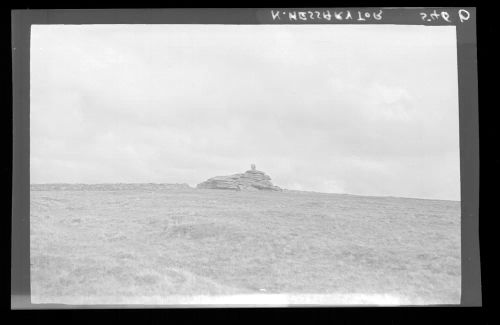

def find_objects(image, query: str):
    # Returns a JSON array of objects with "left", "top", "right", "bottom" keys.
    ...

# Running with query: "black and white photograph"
[{"left": 29, "top": 22, "right": 461, "bottom": 306}]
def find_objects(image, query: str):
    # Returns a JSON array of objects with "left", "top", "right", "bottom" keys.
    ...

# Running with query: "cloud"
[{"left": 30, "top": 25, "right": 460, "bottom": 200}]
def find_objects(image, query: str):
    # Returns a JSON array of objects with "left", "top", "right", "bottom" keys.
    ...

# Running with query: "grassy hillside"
[{"left": 30, "top": 187, "right": 461, "bottom": 305}]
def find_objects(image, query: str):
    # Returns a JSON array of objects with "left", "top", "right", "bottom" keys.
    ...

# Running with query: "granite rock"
[{"left": 197, "top": 166, "right": 281, "bottom": 191}]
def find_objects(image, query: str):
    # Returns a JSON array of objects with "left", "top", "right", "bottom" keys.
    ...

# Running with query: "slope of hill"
[{"left": 30, "top": 185, "right": 461, "bottom": 305}]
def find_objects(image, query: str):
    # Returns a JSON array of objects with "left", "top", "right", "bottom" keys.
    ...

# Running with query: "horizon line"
[{"left": 29, "top": 182, "right": 461, "bottom": 202}]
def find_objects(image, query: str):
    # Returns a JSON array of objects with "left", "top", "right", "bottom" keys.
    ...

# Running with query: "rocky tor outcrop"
[{"left": 197, "top": 165, "right": 282, "bottom": 191}]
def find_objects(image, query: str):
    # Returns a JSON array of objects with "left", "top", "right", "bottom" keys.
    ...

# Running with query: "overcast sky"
[{"left": 30, "top": 24, "right": 460, "bottom": 200}]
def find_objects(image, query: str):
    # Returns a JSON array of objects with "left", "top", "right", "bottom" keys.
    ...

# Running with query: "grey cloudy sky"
[{"left": 30, "top": 24, "right": 460, "bottom": 200}]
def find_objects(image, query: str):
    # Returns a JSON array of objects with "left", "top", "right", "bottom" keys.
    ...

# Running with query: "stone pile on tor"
[{"left": 197, "top": 164, "right": 282, "bottom": 191}]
